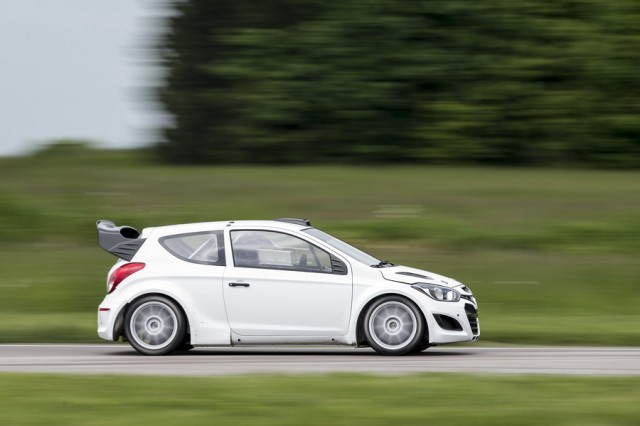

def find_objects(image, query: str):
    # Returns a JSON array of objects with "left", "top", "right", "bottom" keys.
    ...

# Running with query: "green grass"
[
  {"left": 0, "top": 313, "right": 95, "bottom": 343},
  {"left": 0, "top": 373, "right": 639, "bottom": 426},
  {"left": 0, "top": 148, "right": 639, "bottom": 344}
]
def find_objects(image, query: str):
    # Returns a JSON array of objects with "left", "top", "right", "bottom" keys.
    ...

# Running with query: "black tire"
[
  {"left": 176, "top": 342, "right": 194, "bottom": 352},
  {"left": 413, "top": 342, "right": 430, "bottom": 353},
  {"left": 363, "top": 295, "right": 426, "bottom": 356},
  {"left": 124, "top": 295, "right": 187, "bottom": 355}
]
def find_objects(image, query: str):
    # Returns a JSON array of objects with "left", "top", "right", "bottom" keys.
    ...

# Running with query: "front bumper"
[{"left": 424, "top": 299, "right": 480, "bottom": 345}]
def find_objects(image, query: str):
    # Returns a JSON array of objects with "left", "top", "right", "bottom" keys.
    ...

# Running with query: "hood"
[{"left": 379, "top": 265, "right": 461, "bottom": 288}]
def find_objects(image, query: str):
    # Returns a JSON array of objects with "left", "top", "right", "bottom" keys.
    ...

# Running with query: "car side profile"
[{"left": 96, "top": 218, "right": 479, "bottom": 356}]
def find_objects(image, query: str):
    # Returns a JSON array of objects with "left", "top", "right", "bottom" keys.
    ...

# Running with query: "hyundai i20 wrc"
[{"left": 96, "top": 218, "right": 479, "bottom": 356}]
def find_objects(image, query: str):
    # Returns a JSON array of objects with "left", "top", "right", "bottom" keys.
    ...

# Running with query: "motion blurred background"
[
  {"left": 1, "top": 1, "right": 640, "bottom": 424},
  {"left": 0, "top": 0, "right": 638, "bottom": 345}
]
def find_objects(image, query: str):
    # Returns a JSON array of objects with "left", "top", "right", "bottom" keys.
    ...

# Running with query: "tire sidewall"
[
  {"left": 124, "top": 295, "right": 187, "bottom": 355},
  {"left": 363, "top": 295, "right": 426, "bottom": 356}
]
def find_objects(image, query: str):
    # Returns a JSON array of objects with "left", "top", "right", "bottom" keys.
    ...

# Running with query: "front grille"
[
  {"left": 465, "top": 304, "right": 479, "bottom": 335},
  {"left": 460, "top": 294, "right": 476, "bottom": 303}
]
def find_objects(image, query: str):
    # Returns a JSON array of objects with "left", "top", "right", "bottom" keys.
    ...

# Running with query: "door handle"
[{"left": 228, "top": 282, "right": 250, "bottom": 287}]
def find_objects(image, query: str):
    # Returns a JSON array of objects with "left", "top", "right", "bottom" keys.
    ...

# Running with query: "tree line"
[{"left": 156, "top": 0, "right": 640, "bottom": 167}]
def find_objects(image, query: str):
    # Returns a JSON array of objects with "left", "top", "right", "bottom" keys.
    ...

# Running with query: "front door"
[{"left": 222, "top": 229, "right": 352, "bottom": 336}]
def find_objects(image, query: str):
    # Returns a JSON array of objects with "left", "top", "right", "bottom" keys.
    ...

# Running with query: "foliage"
[
  {"left": 157, "top": 0, "right": 640, "bottom": 167},
  {"left": 31, "top": 140, "right": 94, "bottom": 159}
]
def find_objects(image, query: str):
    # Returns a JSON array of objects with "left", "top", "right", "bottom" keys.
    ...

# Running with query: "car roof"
[{"left": 143, "top": 220, "right": 310, "bottom": 238}]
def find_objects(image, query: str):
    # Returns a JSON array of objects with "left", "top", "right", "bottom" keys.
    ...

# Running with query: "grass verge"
[{"left": 0, "top": 373, "right": 639, "bottom": 426}]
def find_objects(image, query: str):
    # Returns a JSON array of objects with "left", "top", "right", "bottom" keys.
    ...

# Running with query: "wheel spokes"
[
  {"left": 130, "top": 301, "right": 179, "bottom": 350},
  {"left": 369, "top": 301, "right": 418, "bottom": 350}
]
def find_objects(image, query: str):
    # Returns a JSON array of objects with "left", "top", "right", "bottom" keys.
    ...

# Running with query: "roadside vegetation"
[
  {"left": 158, "top": 0, "right": 640, "bottom": 168},
  {"left": 0, "top": 147, "right": 638, "bottom": 344},
  {"left": 1, "top": 372, "right": 639, "bottom": 425}
]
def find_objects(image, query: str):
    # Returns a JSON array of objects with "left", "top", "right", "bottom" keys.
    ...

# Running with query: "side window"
[
  {"left": 231, "top": 230, "right": 333, "bottom": 273},
  {"left": 160, "top": 231, "right": 225, "bottom": 265}
]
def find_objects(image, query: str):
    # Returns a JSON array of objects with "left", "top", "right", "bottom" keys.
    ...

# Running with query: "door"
[{"left": 222, "top": 229, "right": 353, "bottom": 336}]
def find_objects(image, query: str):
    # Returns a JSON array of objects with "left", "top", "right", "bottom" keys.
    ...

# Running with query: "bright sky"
[{"left": 0, "top": 0, "right": 169, "bottom": 156}]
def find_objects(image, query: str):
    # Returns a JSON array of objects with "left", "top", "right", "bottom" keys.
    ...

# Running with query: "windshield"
[{"left": 303, "top": 228, "right": 380, "bottom": 266}]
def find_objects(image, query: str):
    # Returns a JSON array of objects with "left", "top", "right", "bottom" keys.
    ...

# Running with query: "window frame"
[
  {"left": 159, "top": 230, "right": 226, "bottom": 266},
  {"left": 229, "top": 229, "right": 346, "bottom": 275}
]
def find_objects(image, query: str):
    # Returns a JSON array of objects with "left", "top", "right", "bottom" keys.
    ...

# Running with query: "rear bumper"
[
  {"left": 97, "top": 293, "right": 127, "bottom": 341},
  {"left": 97, "top": 309, "right": 113, "bottom": 340}
]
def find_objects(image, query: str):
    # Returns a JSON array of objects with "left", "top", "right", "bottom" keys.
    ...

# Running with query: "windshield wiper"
[{"left": 371, "top": 260, "right": 395, "bottom": 268}]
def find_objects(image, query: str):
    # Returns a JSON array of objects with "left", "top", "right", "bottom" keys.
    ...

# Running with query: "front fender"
[{"left": 346, "top": 279, "right": 432, "bottom": 345}]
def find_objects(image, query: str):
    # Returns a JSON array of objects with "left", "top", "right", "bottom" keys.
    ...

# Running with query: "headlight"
[{"left": 412, "top": 283, "right": 460, "bottom": 302}]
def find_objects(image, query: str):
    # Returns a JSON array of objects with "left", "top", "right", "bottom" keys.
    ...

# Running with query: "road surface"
[{"left": 0, "top": 345, "right": 638, "bottom": 376}]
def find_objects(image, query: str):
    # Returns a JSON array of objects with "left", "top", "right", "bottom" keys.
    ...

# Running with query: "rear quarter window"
[{"left": 160, "top": 231, "right": 225, "bottom": 266}]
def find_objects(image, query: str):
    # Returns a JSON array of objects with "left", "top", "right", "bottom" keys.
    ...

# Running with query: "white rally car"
[{"left": 97, "top": 218, "right": 479, "bottom": 356}]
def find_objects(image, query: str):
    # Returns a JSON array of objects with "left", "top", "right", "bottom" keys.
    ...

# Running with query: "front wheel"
[
  {"left": 363, "top": 295, "right": 426, "bottom": 356},
  {"left": 124, "top": 295, "right": 187, "bottom": 355},
  {"left": 413, "top": 342, "right": 430, "bottom": 353},
  {"left": 176, "top": 342, "right": 194, "bottom": 352}
]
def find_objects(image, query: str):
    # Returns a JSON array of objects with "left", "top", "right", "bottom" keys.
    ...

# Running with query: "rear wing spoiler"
[{"left": 96, "top": 220, "right": 146, "bottom": 261}]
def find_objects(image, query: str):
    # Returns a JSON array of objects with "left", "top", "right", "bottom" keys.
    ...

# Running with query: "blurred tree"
[{"left": 157, "top": 0, "right": 640, "bottom": 167}]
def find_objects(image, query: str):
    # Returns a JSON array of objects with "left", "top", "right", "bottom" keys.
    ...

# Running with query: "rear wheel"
[
  {"left": 363, "top": 295, "right": 425, "bottom": 356},
  {"left": 124, "top": 296, "right": 186, "bottom": 355}
]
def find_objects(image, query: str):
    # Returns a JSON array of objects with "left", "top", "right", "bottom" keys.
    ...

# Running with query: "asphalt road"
[{"left": 0, "top": 345, "right": 639, "bottom": 376}]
